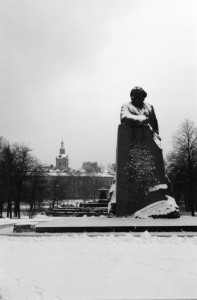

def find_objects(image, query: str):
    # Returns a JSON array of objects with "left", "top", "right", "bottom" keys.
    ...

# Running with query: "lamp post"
[
  {"left": 56, "top": 184, "right": 59, "bottom": 207},
  {"left": 53, "top": 181, "right": 59, "bottom": 207},
  {"left": 92, "top": 174, "right": 96, "bottom": 201}
]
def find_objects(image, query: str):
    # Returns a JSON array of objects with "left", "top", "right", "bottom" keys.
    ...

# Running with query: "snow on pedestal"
[
  {"left": 149, "top": 183, "right": 168, "bottom": 192},
  {"left": 134, "top": 196, "right": 180, "bottom": 219}
]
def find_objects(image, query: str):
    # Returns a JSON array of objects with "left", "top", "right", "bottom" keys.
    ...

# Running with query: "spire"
[{"left": 61, "top": 139, "right": 64, "bottom": 148}]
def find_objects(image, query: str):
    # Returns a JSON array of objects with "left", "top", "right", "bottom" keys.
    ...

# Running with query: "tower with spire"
[{"left": 56, "top": 140, "right": 69, "bottom": 170}]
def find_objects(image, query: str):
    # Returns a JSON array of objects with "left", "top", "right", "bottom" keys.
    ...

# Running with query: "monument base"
[
  {"left": 35, "top": 216, "right": 197, "bottom": 233},
  {"left": 116, "top": 124, "right": 179, "bottom": 217}
]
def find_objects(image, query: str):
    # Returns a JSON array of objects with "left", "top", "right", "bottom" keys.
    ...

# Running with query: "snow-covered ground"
[
  {"left": 0, "top": 214, "right": 55, "bottom": 225},
  {"left": 1, "top": 214, "right": 197, "bottom": 227},
  {"left": 1, "top": 233, "right": 197, "bottom": 300}
]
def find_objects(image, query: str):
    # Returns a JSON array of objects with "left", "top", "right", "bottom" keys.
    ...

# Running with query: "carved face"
[
  {"left": 130, "top": 87, "right": 147, "bottom": 107},
  {"left": 132, "top": 97, "right": 144, "bottom": 107}
]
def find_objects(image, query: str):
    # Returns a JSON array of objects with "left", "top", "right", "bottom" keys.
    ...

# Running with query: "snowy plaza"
[
  {"left": 0, "top": 0, "right": 197, "bottom": 299},
  {"left": 0, "top": 216, "right": 197, "bottom": 299}
]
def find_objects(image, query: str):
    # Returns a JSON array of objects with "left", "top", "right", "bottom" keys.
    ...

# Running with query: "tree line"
[
  {"left": 166, "top": 119, "right": 197, "bottom": 216},
  {"left": 0, "top": 137, "right": 46, "bottom": 218}
]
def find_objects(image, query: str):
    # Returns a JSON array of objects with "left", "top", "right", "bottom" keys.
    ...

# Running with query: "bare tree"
[
  {"left": 62, "top": 182, "right": 72, "bottom": 203},
  {"left": 12, "top": 144, "right": 32, "bottom": 218},
  {"left": 107, "top": 163, "right": 112, "bottom": 172},
  {"left": 51, "top": 175, "right": 72, "bottom": 207},
  {"left": 79, "top": 178, "right": 93, "bottom": 202},
  {"left": 0, "top": 139, "right": 46, "bottom": 219},
  {"left": 0, "top": 143, "right": 15, "bottom": 218},
  {"left": 166, "top": 119, "right": 197, "bottom": 216},
  {"left": 28, "top": 158, "right": 46, "bottom": 218},
  {"left": 0, "top": 137, "right": 8, "bottom": 217}
]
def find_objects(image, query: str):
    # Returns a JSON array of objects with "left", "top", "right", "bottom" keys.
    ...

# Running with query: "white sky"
[{"left": 0, "top": 0, "right": 197, "bottom": 169}]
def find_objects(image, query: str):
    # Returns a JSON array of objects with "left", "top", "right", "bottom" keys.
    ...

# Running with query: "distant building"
[
  {"left": 82, "top": 161, "right": 101, "bottom": 173},
  {"left": 45, "top": 171, "right": 114, "bottom": 200},
  {"left": 56, "top": 140, "right": 69, "bottom": 170},
  {"left": 42, "top": 141, "right": 115, "bottom": 201}
]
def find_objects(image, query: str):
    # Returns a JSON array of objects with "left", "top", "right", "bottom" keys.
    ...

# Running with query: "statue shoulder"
[
  {"left": 144, "top": 101, "right": 154, "bottom": 111},
  {"left": 121, "top": 102, "right": 132, "bottom": 109},
  {"left": 121, "top": 101, "right": 130, "bottom": 106}
]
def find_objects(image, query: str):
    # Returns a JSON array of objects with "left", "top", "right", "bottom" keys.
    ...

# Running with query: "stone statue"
[
  {"left": 108, "top": 87, "right": 179, "bottom": 218},
  {"left": 121, "top": 87, "right": 161, "bottom": 147}
]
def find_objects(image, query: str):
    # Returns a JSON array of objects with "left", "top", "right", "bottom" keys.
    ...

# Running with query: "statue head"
[{"left": 130, "top": 86, "right": 147, "bottom": 107}]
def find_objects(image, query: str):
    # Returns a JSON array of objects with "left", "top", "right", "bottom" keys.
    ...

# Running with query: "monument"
[{"left": 108, "top": 87, "right": 180, "bottom": 218}]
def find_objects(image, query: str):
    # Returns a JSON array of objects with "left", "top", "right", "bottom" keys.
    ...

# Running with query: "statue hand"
[
  {"left": 154, "top": 132, "right": 161, "bottom": 141},
  {"left": 140, "top": 115, "right": 149, "bottom": 124}
]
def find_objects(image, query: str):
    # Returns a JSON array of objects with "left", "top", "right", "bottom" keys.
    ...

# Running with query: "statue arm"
[
  {"left": 120, "top": 104, "right": 148, "bottom": 125},
  {"left": 151, "top": 106, "right": 159, "bottom": 134}
]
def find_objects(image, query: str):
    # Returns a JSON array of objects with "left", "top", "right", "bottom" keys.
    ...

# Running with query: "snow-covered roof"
[
  {"left": 46, "top": 171, "right": 114, "bottom": 178},
  {"left": 56, "top": 154, "right": 68, "bottom": 159}
]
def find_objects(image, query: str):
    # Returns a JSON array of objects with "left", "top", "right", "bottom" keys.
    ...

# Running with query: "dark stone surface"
[
  {"left": 116, "top": 124, "right": 169, "bottom": 217},
  {"left": 13, "top": 224, "right": 36, "bottom": 232},
  {"left": 36, "top": 224, "right": 197, "bottom": 233},
  {"left": 46, "top": 206, "right": 108, "bottom": 216}
]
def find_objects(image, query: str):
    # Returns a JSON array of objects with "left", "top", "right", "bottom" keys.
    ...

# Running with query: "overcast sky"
[{"left": 0, "top": 0, "right": 197, "bottom": 169}]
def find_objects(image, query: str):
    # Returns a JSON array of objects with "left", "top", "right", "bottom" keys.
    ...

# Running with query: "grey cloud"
[{"left": 0, "top": 0, "right": 133, "bottom": 95}]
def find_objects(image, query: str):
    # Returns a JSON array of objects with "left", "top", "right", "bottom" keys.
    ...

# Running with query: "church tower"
[{"left": 56, "top": 140, "right": 69, "bottom": 170}]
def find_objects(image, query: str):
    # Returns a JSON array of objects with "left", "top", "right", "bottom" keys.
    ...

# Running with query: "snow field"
[{"left": 1, "top": 233, "right": 197, "bottom": 299}]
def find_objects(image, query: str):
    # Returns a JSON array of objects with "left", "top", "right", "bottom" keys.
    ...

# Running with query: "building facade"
[
  {"left": 44, "top": 173, "right": 114, "bottom": 201},
  {"left": 42, "top": 141, "right": 115, "bottom": 201}
]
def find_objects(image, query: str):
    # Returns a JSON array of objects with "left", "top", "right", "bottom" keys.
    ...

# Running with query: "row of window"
[
  {"left": 46, "top": 185, "right": 109, "bottom": 194},
  {"left": 57, "top": 161, "right": 68, "bottom": 166},
  {"left": 48, "top": 179, "right": 113, "bottom": 186}
]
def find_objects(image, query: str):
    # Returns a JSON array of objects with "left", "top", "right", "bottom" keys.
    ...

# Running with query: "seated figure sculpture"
[
  {"left": 121, "top": 87, "right": 158, "bottom": 137},
  {"left": 108, "top": 87, "right": 180, "bottom": 218}
]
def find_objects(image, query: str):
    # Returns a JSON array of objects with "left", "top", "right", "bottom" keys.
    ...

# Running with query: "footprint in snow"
[
  {"left": 188, "top": 272, "right": 197, "bottom": 276},
  {"left": 34, "top": 286, "right": 45, "bottom": 300},
  {"left": 13, "top": 278, "right": 20, "bottom": 285}
]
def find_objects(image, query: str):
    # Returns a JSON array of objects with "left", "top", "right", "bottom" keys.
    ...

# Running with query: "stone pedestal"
[{"left": 116, "top": 124, "right": 168, "bottom": 217}]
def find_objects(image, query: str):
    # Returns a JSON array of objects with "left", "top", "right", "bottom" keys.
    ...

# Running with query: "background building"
[
  {"left": 43, "top": 141, "right": 115, "bottom": 201},
  {"left": 56, "top": 140, "right": 69, "bottom": 170},
  {"left": 45, "top": 172, "right": 114, "bottom": 201}
]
